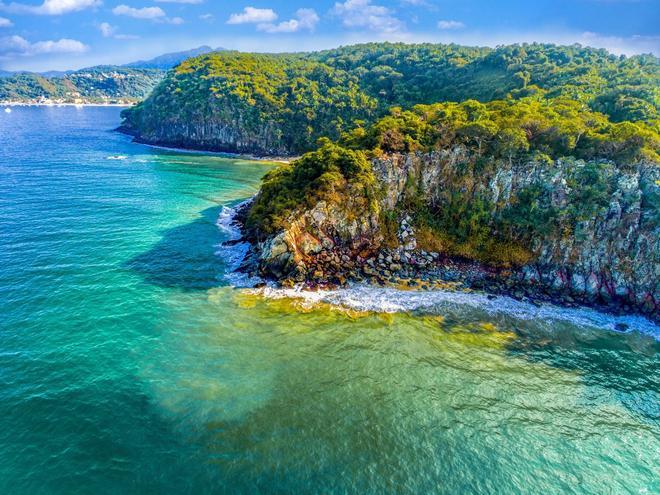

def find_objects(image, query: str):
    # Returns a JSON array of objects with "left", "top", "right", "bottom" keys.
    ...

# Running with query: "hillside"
[
  {"left": 0, "top": 67, "right": 165, "bottom": 104},
  {"left": 120, "top": 42, "right": 660, "bottom": 155},
  {"left": 0, "top": 46, "right": 222, "bottom": 104},
  {"left": 242, "top": 97, "right": 659, "bottom": 317},
  {"left": 122, "top": 45, "right": 220, "bottom": 70}
]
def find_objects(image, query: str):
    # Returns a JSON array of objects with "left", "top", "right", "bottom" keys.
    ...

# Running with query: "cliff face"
[
  {"left": 120, "top": 97, "right": 291, "bottom": 156},
  {"left": 119, "top": 51, "right": 380, "bottom": 156},
  {"left": 253, "top": 150, "right": 659, "bottom": 317}
]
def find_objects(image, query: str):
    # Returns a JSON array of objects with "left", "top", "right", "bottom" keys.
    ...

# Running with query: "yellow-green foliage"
[
  {"left": 248, "top": 101, "right": 656, "bottom": 266},
  {"left": 125, "top": 52, "right": 378, "bottom": 152},
  {"left": 342, "top": 97, "right": 660, "bottom": 164},
  {"left": 245, "top": 140, "right": 375, "bottom": 238},
  {"left": 122, "top": 43, "right": 659, "bottom": 154},
  {"left": 418, "top": 229, "right": 533, "bottom": 267}
]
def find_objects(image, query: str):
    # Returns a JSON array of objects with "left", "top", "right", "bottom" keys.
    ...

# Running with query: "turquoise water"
[{"left": 0, "top": 107, "right": 658, "bottom": 494}]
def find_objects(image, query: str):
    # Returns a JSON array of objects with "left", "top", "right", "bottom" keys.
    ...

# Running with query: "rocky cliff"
[
  {"left": 120, "top": 98, "right": 292, "bottom": 156},
  {"left": 118, "top": 51, "right": 378, "bottom": 156},
  {"left": 247, "top": 150, "right": 659, "bottom": 318}
]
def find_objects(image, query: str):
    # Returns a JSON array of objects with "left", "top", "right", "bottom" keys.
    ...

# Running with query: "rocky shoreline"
[
  {"left": 231, "top": 201, "right": 656, "bottom": 326},
  {"left": 232, "top": 147, "right": 659, "bottom": 323},
  {"left": 116, "top": 126, "right": 296, "bottom": 163}
]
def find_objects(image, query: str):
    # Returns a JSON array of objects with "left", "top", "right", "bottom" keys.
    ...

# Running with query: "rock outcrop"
[
  {"left": 119, "top": 99, "right": 292, "bottom": 156},
  {"left": 247, "top": 150, "right": 659, "bottom": 318}
]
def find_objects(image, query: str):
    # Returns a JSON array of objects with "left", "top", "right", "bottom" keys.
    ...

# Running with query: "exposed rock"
[{"left": 248, "top": 150, "right": 659, "bottom": 319}]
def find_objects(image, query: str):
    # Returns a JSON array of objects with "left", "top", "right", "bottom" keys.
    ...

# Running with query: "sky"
[{"left": 0, "top": 0, "right": 658, "bottom": 71}]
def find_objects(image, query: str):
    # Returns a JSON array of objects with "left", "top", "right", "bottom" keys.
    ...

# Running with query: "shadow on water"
[
  {"left": 504, "top": 324, "right": 660, "bottom": 423},
  {"left": 127, "top": 205, "right": 233, "bottom": 291}
]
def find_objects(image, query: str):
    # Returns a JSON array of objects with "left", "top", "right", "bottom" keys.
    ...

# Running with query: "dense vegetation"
[
  {"left": 123, "top": 52, "right": 377, "bottom": 152},
  {"left": 245, "top": 140, "right": 374, "bottom": 237},
  {"left": 246, "top": 95, "right": 659, "bottom": 265},
  {"left": 123, "top": 42, "right": 659, "bottom": 154},
  {"left": 120, "top": 41, "right": 659, "bottom": 267},
  {"left": 312, "top": 43, "right": 659, "bottom": 123},
  {"left": 342, "top": 97, "right": 660, "bottom": 164},
  {"left": 0, "top": 67, "right": 165, "bottom": 102}
]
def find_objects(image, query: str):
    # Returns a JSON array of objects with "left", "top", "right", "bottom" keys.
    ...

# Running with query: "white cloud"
[
  {"left": 98, "top": 21, "right": 139, "bottom": 39},
  {"left": 199, "top": 13, "right": 213, "bottom": 21},
  {"left": 579, "top": 31, "right": 659, "bottom": 56},
  {"left": 156, "top": 0, "right": 201, "bottom": 3},
  {"left": 227, "top": 6, "right": 277, "bottom": 25},
  {"left": 0, "top": 15, "right": 11, "bottom": 26},
  {"left": 0, "top": 35, "right": 87, "bottom": 58},
  {"left": 112, "top": 5, "right": 166, "bottom": 19},
  {"left": 0, "top": 0, "right": 100, "bottom": 15},
  {"left": 437, "top": 20, "right": 464, "bottom": 30},
  {"left": 422, "top": 28, "right": 660, "bottom": 57},
  {"left": 331, "top": 0, "right": 404, "bottom": 34},
  {"left": 112, "top": 4, "right": 182, "bottom": 23},
  {"left": 401, "top": 0, "right": 434, "bottom": 7},
  {"left": 257, "top": 8, "right": 319, "bottom": 33},
  {"left": 98, "top": 21, "right": 115, "bottom": 37}
]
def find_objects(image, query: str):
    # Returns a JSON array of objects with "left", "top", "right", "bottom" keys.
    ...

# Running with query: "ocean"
[{"left": 0, "top": 106, "right": 658, "bottom": 494}]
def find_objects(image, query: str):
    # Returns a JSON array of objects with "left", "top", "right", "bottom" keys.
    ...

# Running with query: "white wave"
[
  {"left": 106, "top": 155, "right": 128, "bottom": 160},
  {"left": 251, "top": 285, "right": 659, "bottom": 339},
  {"left": 213, "top": 201, "right": 658, "bottom": 338},
  {"left": 215, "top": 202, "right": 262, "bottom": 287}
]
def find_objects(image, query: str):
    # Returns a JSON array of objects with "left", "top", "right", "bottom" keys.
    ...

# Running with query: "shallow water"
[{"left": 0, "top": 107, "right": 658, "bottom": 494}]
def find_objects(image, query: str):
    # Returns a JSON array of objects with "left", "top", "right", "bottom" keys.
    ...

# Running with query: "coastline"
[
  {"left": 216, "top": 202, "right": 660, "bottom": 335},
  {"left": 139, "top": 141, "right": 296, "bottom": 164},
  {"left": 229, "top": 197, "right": 659, "bottom": 325},
  {"left": 2, "top": 102, "right": 133, "bottom": 108},
  {"left": 250, "top": 285, "right": 660, "bottom": 339},
  {"left": 116, "top": 128, "right": 297, "bottom": 164},
  {"left": 244, "top": 245, "right": 660, "bottom": 326}
]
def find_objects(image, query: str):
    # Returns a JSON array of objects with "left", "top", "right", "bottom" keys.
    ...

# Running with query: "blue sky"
[{"left": 0, "top": 0, "right": 658, "bottom": 71}]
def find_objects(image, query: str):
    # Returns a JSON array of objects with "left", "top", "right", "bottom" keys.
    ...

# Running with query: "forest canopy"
[{"left": 123, "top": 42, "right": 659, "bottom": 154}]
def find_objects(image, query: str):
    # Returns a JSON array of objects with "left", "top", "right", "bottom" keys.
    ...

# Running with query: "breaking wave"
[
  {"left": 215, "top": 204, "right": 659, "bottom": 339},
  {"left": 215, "top": 201, "right": 262, "bottom": 287},
  {"left": 252, "top": 285, "right": 659, "bottom": 339}
]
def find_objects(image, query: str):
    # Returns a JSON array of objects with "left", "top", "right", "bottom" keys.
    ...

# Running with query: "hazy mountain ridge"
[{"left": 0, "top": 46, "right": 223, "bottom": 103}]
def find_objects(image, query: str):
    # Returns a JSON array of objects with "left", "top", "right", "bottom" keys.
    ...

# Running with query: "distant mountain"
[
  {"left": 122, "top": 46, "right": 221, "bottom": 70},
  {"left": 0, "top": 45, "right": 224, "bottom": 80},
  {"left": 0, "top": 45, "right": 228, "bottom": 102},
  {"left": 38, "top": 70, "right": 72, "bottom": 78},
  {"left": 0, "top": 69, "right": 72, "bottom": 78},
  {"left": 0, "top": 67, "right": 165, "bottom": 104}
]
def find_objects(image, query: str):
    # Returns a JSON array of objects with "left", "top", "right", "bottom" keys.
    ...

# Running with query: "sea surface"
[{"left": 0, "top": 106, "right": 658, "bottom": 495}]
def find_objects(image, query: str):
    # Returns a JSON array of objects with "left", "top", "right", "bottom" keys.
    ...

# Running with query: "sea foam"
[
  {"left": 251, "top": 285, "right": 659, "bottom": 339},
  {"left": 215, "top": 202, "right": 262, "bottom": 287},
  {"left": 215, "top": 205, "right": 659, "bottom": 339}
]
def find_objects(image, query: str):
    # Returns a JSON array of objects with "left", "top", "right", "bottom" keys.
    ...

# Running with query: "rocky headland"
[
  {"left": 116, "top": 44, "right": 659, "bottom": 320},
  {"left": 237, "top": 148, "right": 658, "bottom": 320}
]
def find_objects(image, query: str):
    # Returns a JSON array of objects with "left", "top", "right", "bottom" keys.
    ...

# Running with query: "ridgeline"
[{"left": 120, "top": 42, "right": 659, "bottom": 155}]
